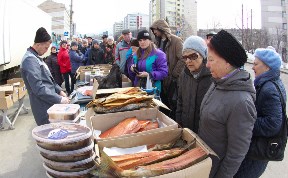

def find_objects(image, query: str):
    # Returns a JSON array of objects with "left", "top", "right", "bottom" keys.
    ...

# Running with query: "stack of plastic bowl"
[{"left": 32, "top": 123, "right": 95, "bottom": 178}]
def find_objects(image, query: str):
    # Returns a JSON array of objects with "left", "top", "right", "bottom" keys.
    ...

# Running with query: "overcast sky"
[{"left": 29, "top": 0, "right": 261, "bottom": 35}]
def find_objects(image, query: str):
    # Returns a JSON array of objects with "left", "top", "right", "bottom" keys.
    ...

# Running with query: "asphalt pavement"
[{"left": 0, "top": 63, "right": 287, "bottom": 178}]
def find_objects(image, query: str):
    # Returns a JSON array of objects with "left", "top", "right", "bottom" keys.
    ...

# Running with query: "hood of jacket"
[
  {"left": 150, "top": 19, "right": 172, "bottom": 38},
  {"left": 214, "top": 70, "right": 256, "bottom": 100}
]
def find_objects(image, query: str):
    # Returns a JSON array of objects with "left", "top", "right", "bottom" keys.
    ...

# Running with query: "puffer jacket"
[
  {"left": 176, "top": 65, "right": 212, "bottom": 133},
  {"left": 198, "top": 69, "right": 257, "bottom": 178},
  {"left": 253, "top": 69, "right": 287, "bottom": 137},
  {"left": 57, "top": 47, "right": 71, "bottom": 74},
  {"left": 69, "top": 50, "right": 85, "bottom": 74},
  {"left": 150, "top": 19, "right": 185, "bottom": 94}
]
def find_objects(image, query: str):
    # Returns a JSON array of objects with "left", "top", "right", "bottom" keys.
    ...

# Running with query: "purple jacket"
[{"left": 128, "top": 48, "right": 168, "bottom": 92}]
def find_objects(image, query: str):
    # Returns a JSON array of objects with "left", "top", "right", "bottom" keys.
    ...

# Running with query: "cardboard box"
[
  {"left": 18, "top": 86, "right": 27, "bottom": 99},
  {"left": 88, "top": 108, "right": 178, "bottom": 141},
  {"left": 0, "top": 95, "right": 14, "bottom": 109},
  {"left": 76, "top": 65, "right": 112, "bottom": 81},
  {"left": 96, "top": 128, "right": 214, "bottom": 178},
  {"left": 0, "top": 85, "right": 14, "bottom": 98},
  {"left": 7, "top": 78, "right": 25, "bottom": 87}
]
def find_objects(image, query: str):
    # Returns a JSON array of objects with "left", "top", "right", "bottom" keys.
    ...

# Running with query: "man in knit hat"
[
  {"left": 21, "top": 27, "right": 69, "bottom": 126},
  {"left": 176, "top": 36, "right": 212, "bottom": 133},
  {"left": 150, "top": 19, "right": 185, "bottom": 120}
]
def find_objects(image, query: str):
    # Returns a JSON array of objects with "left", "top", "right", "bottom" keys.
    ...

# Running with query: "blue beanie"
[
  {"left": 254, "top": 48, "right": 281, "bottom": 70},
  {"left": 183, "top": 36, "right": 207, "bottom": 59}
]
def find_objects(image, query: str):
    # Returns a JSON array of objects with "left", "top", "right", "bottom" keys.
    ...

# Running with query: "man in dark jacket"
[
  {"left": 150, "top": 19, "right": 185, "bottom": 120},
  {"left": 176, "top": 36, "right": 212, "bottom": 133},
  {"left": 20, "top": 27, "right": 69, "bottom": 126}
]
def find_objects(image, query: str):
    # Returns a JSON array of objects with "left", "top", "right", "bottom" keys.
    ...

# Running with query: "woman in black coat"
[{"left": 45, "top": 46, "right": 63, "bottom": 86}]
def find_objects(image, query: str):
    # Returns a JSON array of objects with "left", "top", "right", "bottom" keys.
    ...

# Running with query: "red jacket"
[{"left": 57, "top": 47, "right": 71, "bottom": 74}]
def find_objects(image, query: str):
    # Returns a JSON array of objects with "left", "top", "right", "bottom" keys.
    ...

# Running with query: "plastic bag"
[{"left": 146, "top": 74, "right": 153, "bottom": 89}]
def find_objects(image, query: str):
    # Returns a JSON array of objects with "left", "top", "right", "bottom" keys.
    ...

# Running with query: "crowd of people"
[{"left": 20, "top": 19, "right": 287, "bottom": 178}]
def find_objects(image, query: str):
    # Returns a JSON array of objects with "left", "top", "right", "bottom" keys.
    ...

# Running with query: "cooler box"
[{"left": 47, "top": 104, "right": 80, "bottom": 122}]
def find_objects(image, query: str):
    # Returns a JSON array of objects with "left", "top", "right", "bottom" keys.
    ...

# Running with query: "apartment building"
[
  {"left": 150, "top": 0, "right": 197, "bottom": 37},
  {"left": 113, "top": 21, "right": 124, "bottom": 36},
  {"left": 123, "top": 13, "right": 150, "bottom": 31},
  {"left": 261, "top": 0, "right": 287, "bottom": 61},
  {"left": 38, "top": 0, "right": 70, "bottom": 39}
]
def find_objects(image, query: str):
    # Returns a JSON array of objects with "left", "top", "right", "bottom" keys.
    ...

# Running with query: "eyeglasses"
[{"left": 182, "top": 53, "right": 199, "bottom": 61}]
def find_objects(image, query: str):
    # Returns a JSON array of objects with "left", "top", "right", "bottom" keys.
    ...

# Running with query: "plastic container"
[
  {"left": 85, "top": 71, "right": 91, "bottom": 83},
  {"left": 44, "top": 164, "right": 95, "bottom": 178},
  {"left": 47, "top": 104, "right": 80, "bottom": 121},
  {"left": 32, "top": 123, "right": 92, "bottom": 151},
  {"left": 42, "top": 153, "right": 96, "bottom": 172},
  {"left": 37, "top": 141, "right": 94, "bottom": 162}
]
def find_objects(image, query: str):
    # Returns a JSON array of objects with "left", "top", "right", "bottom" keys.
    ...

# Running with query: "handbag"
[{"left": 247, "top": 80, "right": 287, "bottom": 161}]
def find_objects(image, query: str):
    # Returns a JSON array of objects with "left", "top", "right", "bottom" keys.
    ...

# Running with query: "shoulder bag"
[{"left": 247, "top": 80, "right": 287, "bottom": 161}]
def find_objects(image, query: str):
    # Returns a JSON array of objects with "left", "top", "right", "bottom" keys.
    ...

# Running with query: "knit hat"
[
  {"left": 130, "top": 39, "right": 139, "bottom": 47},
  {"left": 254, "top": 47, "right": 281, "bottom": 70},
  {"left": 183, "top": 36, "right": 207, "bottom": 59},
  {"left": 137, "top": 30, "right": 152, "bottom": 41},
  {"left": 92, "top": 39, "right": 100, "bottom": 45},
  {"left": 34, "top": 27, "right": 51, "bottom": 43},
  {"left": 71, "top": 41, "right": 78, "bottom": 47},
  {"left": 210, "top": 30, "right": 247, "bottom": 68}
]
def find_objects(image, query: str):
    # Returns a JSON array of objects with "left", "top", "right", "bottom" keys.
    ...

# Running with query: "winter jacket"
[
  {"left": 234, "top": 69, "right": 287, "bottom": 178},
  {"left": 21, "top": 47, "right": 62, "bottom": 126},
  {"left": 45, "top": 52, "right": 63, "bottom": 85},
  {"left": 88, "top": 47, "right": 105, "bottom": 65},
  {"left": 253, "top": 70, "right": 287, "bottom": 137},
  {"left": 105, "top": 43, "right": 116, "bottom": 64},
  {"left": 57, "top": 47, "right": 71, "bottom": 74},
  {"left": 115, "top": 40, "right": 131, "bottom": 73},
  {"left": 176, "top": 65, "right": 212, "bottom": 133},
  {"left": 127, "top": 48, "right": 168, "bottom": 92},
  {"left": 150, "top": 19, "right": 185, "bottom": 94},
  {"left": 69, "top": 49, "right": 85, "bottom": 74},
  {"left": 198, "top": 69, "right": 257, "bottom": 178}
]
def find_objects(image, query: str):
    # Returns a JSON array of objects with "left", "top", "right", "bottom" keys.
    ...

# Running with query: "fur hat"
[
  {"left": 34, "top": 27, "right": 51, "bottom": 43},
  {"left": 137, "top": 30, "right": 152, "bottom": 41},
  {"left": 254, "top": 47, "right": 281, "bottom": 70},
  {"left": 210, "top": 30, "right": 247, "bottom": 68},
  {"left": 183, "top": 36, "right": 207, "bottom": 59},
  {"left": 107, "top": 36, "right": 114, "bottom": 41}
]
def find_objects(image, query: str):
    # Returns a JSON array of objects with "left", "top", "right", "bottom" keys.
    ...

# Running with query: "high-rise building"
[
  {"left": 261, "top": 0, "right": 287, "bottom": 61},
  {"left": 113, "top": 21, "right": 124, "bottom": 35},
  {"left": 123, "top": 13, "right": 149, "bottom": 30},
  {"left": 38, "top": 0, "right": 70, "bottom": 39},
  {"left": 150, "top": 0, "right": 197, "bottom": 37}
]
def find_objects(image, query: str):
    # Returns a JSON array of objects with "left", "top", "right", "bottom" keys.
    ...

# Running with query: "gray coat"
[
  {"left": 198, "top": 70, "right": 257, "bottom": 178},
  {"left": 20, "top": 47, "right": 62, "bottom": 125}
]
